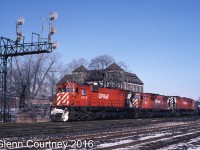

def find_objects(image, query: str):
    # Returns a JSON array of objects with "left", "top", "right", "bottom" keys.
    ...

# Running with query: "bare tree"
[
  {"left": 117, "top": 61, "right": 129, "bottom": 71},
  {"left": 63, "top": 58, "right": 88, "bottom": 75},
  {"left": 45, "top": 54, "right": 64, "bottom": 101},
  {"left": 88, "top": 54, "right": 114, "bottom": 70},
  {"left": 12, "top": 54, "right": 58, "bottom": 110}
]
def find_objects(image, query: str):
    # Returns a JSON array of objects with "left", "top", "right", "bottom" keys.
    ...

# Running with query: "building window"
[{"left": 138, "top": 86, "right": 142, "bottom": 92}]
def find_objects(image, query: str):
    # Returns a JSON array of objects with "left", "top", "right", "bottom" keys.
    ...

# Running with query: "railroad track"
[
  {"left": 0, "top": 117, "right": 185, "bottom": 138},
  {"left": 94, "top": 122, "right": 200, "bottom": 149},
  {"left": 0, "top": 116, "right": 200, "bottom": 149}
]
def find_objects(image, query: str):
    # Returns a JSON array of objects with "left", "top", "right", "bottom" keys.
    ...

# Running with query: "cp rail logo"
[{"left": 98, "top": 93, "right": 109, "bottom": 99}]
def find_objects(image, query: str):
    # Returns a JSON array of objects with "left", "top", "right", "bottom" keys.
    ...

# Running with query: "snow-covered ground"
[
  {"left": 96, "top": 130, "right": 200, "bottom": 150},
  {"left": 160, "top": 137, "right": 200, "bottom": 150}
]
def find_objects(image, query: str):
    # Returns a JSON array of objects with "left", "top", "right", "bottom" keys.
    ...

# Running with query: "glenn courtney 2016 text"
[{"left": 0, "top": 139, "right": 94, "bottom": 149}]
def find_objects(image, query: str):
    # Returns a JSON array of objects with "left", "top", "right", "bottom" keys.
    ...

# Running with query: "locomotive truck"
[{"left": 50, "top": 82, "right": 196, "bottom": 121}]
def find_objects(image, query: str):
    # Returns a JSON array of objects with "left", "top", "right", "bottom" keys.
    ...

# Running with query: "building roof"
[
  {"left": 124, "top": 72, "right": 143, "bottom": 85},
  {"left": 105, "top": 63, "right": 124, "bottom": 71},
  {"left": 72, "top": 65, "right": 88, "bottom": 72}
]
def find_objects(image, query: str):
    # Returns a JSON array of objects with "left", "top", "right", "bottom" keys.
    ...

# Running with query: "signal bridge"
[{"left": 0, "top": 12, "right": 59, "bottom": 122}]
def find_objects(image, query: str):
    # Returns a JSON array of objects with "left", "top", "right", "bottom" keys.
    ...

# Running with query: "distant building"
[{"left": 57, "top": 63, "right": 143, "bottom": 92}]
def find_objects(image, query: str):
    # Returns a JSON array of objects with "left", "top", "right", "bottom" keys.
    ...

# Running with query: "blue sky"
[{"left": 1, "top": 0, "right": 200, "bottom": 99}]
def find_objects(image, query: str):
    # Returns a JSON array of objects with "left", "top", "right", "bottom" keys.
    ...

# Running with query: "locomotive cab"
[{"left": 51, "top": 83, "right": 78, "bottom": 121}]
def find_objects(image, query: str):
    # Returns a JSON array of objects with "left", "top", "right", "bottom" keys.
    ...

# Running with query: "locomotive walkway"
[{"left": 0, "top": 116, "right": 200, "bottom": 149}]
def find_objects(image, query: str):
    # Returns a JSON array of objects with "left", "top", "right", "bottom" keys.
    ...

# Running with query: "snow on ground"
[
  {"left": 139, "top": 132, "right": 170, "bottom": 140},
  {"left": 160, "top": 137, "right": 200, "bottom": 150},
  {"left": 96, "top": 132, "right": 171, "bottom": 149},
  {"left": 95, "top": 139, "right": 133, "bottom": 149},
  {"left": 106, "top": 132, "right": 200, "bottom": 150}
]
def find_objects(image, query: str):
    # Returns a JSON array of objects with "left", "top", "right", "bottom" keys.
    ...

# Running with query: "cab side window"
[{"left": 82, "top": 89, "right": 86, "bottom": 96}]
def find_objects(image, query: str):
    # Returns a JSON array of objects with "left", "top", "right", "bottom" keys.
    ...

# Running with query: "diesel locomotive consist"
[{"left": 51, "top": 82, "right": 197, "bottom": 121}]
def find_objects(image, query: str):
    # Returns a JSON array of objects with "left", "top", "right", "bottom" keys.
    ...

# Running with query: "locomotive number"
[
  {"left": 81, "top": 96, "right": 87, "bottom": 99},
  {"left": 99, "top": 93, "right": 109, "bottom": 99}
]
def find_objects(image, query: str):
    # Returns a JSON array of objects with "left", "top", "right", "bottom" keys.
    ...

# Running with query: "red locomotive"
[{"left": 51, "top": 82, "right": 196, "bottom": 121}]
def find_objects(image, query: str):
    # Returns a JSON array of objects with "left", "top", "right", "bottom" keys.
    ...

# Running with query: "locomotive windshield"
[
  {"left": 58, "top": 86, "right": 66, "bottom": 92},
  {"left": 66, "top": 88, "right": 74, "bottom": 92},
  {"left": 58, "top": 83, "right": 75, "bottom": 93},
  {"left": 135, "top": 95, "right": 141, "bottom": 99}
]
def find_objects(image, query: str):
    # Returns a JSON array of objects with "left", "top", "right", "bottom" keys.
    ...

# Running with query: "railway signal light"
[
  {"left": 50, "top": 12, "right": 58, "bottom": 20},
  {"left": 16, "top": 17, "right": 25, "bottom": 43},
  {"left": 17, "top": 17, "right": 25, "bottom": 25},
  {"left": 50, "top": 27, "right": 57, "bottom": 35},
  {"left": 48, "top": 12, "right": 58, "bottom": 45},
  {"left": 53, "top": 41, "right": 59, "bottom": 49}
]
